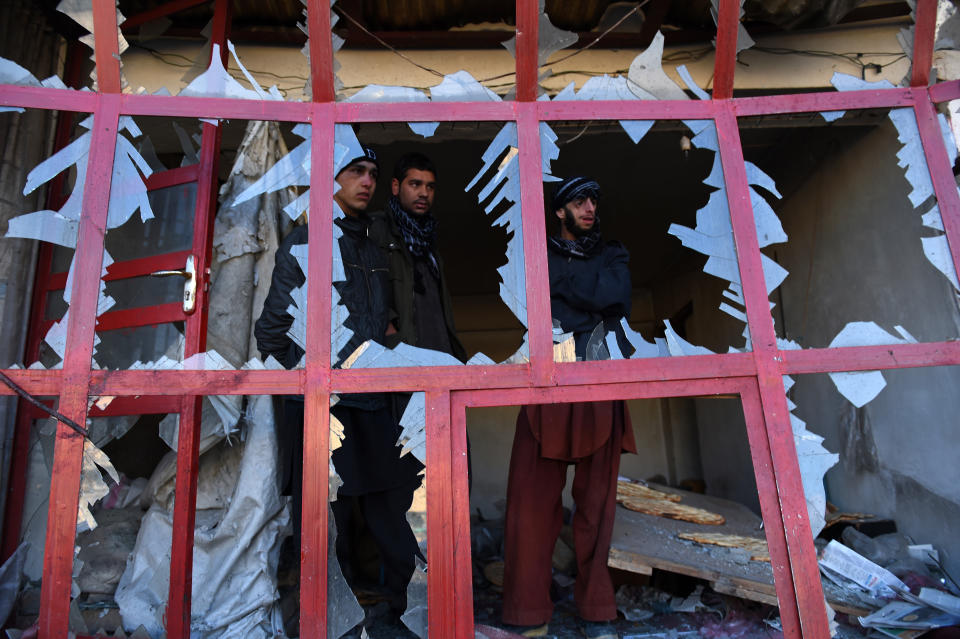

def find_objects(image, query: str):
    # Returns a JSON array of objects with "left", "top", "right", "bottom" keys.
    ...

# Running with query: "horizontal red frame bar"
[
  {"left": 44, "top": 252, "right": 192, "bottom": 294},
  {"left": 334, "top": 101, "right": 516, "bottom": 122},
  {"left": 3, "top": 340, "right": 958, "bottom": 399},
  {"left": 457, "top": 376, "right": 753, "bottom": 407},
  {"left": 122, "top": 93, "right": 312, "bottom": 122},
  {"left": 552, "top": 351, "right": 756, "bottom": 386},
  {"left": 734, "top": 88, "right": 916, "bottom": 117},
  {"left": 0, "top": 86, "right": 97, "bottom": 113},
  {"left": 88, "top": 395, "right": 181, "bottom": 416},
  {"left": 86, "top": 368, "right": 302, "bottom": 396},
  {"left": 104, "top": 250, "right": 192, "bottom": 281},
  {"left": 0, "top": 82, "right": 938, "bottom": 122},
  {"left": 144, "top": 166, "right": 199, "bottom": 190},
  {"left": 780, "top": 341, "right": 960, "bottom": 375},
  {"left": 929, "top": 80, "right": 960, "bottom": 103},
  {"left": 0, "top": 370, "right": 61, "bottom": 396},
  {"left": 96, "top": 301, "right": 185, "bottom": 331}
]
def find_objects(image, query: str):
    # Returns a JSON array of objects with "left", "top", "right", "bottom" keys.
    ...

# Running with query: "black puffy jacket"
[
  {"left": 548, "top": 238, "right": 633, "bottom": 360},
  {"left": 254, "top": 214, "right": 397, "bottom": 407}
]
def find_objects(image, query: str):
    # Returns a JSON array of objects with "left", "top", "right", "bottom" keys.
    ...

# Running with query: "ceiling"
[{"left": 37, "top": 0, "right": 913, "bottom": 48}]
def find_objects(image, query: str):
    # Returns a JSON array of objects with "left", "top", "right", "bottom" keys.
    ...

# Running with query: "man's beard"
[{"left": 562, "top": 208, "right": 598, "bottom": 238}]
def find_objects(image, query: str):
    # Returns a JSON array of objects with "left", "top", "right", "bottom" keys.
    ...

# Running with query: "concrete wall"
[{"left": 118, "top": 22, "right": 911, "bottom": 101}]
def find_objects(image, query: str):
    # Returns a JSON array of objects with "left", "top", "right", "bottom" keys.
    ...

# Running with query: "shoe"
[
  {"left": 500, "top": 621, "right": 549, "bottom": 637},
  {"left": 580, "top": 619, "right": 618, "bottom": 639}
]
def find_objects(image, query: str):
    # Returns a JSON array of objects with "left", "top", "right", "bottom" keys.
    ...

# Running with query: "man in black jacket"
[
  {"left": 369, "top": 152, "right": 466, "bottom": 361},
  {"left": 254, "top": 147, "right": 423, "bottom": 617},
  {"left": 502, "top": 176, "right": 635, "bottom": 639}
]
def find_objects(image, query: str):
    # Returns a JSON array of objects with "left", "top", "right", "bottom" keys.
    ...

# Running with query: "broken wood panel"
[{"left": 608, "top": 485, "right": 871, "bottom": 617}]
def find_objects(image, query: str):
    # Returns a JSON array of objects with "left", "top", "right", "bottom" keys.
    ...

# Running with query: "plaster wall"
[{"left": 117, "top": 22, "right": 910, "bottom": 100}]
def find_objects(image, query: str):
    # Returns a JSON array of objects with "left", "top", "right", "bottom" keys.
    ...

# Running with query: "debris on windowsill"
[
  {"left": 817, "top": 532, "right": 960, "bottom": 638},
  {"left": 676, "top": 532, "right": 770, "bottom": 562},
  {"left": 616, "top": 477, "right": 725, "bottom": 526}
]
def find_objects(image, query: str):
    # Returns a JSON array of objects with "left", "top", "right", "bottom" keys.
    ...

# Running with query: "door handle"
[{"left": 150, "top": 255, "right": 197, "bottom": 314}]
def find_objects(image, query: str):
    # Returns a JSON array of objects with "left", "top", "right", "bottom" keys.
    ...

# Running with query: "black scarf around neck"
[
  {"left": 548, "top": 230, "right": 602, "bottom": 258},
  {"left": 388, "top": 195, "right": 440, "bottom": 277}
]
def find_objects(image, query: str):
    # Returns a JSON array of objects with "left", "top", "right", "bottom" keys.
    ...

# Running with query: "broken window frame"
[{"left": 1, "top": 0, "right": 959, "bottom": 638}]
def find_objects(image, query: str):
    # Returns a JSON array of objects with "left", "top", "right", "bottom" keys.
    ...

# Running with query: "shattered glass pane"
[
  {"left": 332, "top": 122, "right": 527, "bottom": 367},
  {"left": 96, "top": 391, "right": 289, "bottom": 638},
  {"left": 544, "top": 117, "right": 752, "bottom": 361},
  {"left": 333, "top": 0, "right": 515, "bottom": 102},
  {"left": 788, "top": 366, "right": 960, "bottom": 562},
  {"left": 105, "top": 183, "right": 197, "bottom": 261},
  {"left": 740, "top": 89, "right": 960, "bottom": 386},
  {"left": 327, "top": 393, "right": 427, "bottom": 637}
]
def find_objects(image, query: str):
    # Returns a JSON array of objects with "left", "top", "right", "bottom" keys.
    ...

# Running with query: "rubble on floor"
[{"left": 470, "top": 502, "right": 960, "bottom": 639}]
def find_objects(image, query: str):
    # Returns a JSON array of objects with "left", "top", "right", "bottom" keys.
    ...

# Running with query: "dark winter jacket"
[
  {"left": 368, "top": 209, "right": 467, "bottom": 362},
  {"left": 547, "top": 238, "right": 633, "bottom": 360},
  {"left": 254, "top": 214, "right": 397, "bottom": 407}
]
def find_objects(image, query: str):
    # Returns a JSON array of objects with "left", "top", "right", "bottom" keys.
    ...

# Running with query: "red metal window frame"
[{"left": 1, "top": 0, "right": 959, "bottom": 638}]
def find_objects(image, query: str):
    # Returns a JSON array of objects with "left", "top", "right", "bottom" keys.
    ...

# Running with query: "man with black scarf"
[
  {"left": 501, "top": 177, "right": 636, "bottom": 639},
  {"left": 255, "top": 147, "right": 423, "bottom": 620},
  {"left": 370, "top": 152, "right": 466, "bottom": 362}
]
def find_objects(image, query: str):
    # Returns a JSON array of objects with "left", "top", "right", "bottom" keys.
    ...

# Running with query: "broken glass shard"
[
  {"left": 346, "top": 85, "right": 439, "bottom": 137},
  {"left": 501, "top": 0, "right": 578, "bottom": 67},
  {"left": 676, "top": 65, "right": 711, "bottom": 100},
  {"left": 0, "top": 56, "right": 42, "bottom": 86},
  {"left": 709, "top": 0, "right": 755, "bottom": 54},
  {"left": 627, "top": 32, "right": 689, "bottom": 101},
  {"left": 430, "top": 70, "right": 501, "bottom": 102},
  {"left": 827, "top": 322, "right": 917, "bottom": 407},
  {"left": 179, "top": 42, "right": 278, "bottom": 100}
]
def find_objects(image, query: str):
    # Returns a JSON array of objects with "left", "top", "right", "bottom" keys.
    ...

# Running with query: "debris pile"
[{"left": 819, "top": 530, "right": 960, "bottom": 638}]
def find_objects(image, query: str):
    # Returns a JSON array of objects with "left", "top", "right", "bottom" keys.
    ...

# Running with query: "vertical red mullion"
[
  {"left": 716, "top": 105, "right": 829, "bottom": 639},
  {"left": 300, "top": 103, "right": 335, "bottom": 639},
  {"left": 425, "top": 390, "right": 455, "bottom": 638},
  {"left": 910, "top": 0, "right": 937, "bottom": 87},
  {"left": 92, "top": 0, "right": 122, "bottom": 94},
  {"left": 307, "top": 0, "right": 336, "bottom": 102},
  {"left": 738, "top": 380, "right": 802, "bottom": 639},
  {"left": 912, "top": 90, "right": 960, "bottom": 291},
  {"left": 38, "top": 94, "right": 121, "bottom": 639},
  {"left": 515, "top": 0, "right": 539, "bottom": 102},
  {"left": 164, "top": 2, "right": 230, "bottom": 635},
  {"left": 517, "top": 105, "right": 553, "bottom": 383},
  {"left": 713, "top": 0, "right": 739, "bottom": 99},
  {"left": 450, "top": 394, "right": 474, "bottom": 638}
]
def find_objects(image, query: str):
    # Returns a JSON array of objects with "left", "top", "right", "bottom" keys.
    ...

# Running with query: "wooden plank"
[
  {"left": 607, "top": 549, "right": 653, "bottom": 576},
  {"left": 711, "top": 579, "right": 779, "bottom": 607},
  {"left": 608, "top": 484, "right": 871, "bottom": 617}
]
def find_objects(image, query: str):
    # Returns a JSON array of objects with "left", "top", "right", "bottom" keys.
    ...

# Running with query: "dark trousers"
[
  {"left": 330, "top": 484, "right": 419, "bottom": 612},
  {"left": 277, "top": 398, "right": 421, "bottom": 610},
  {"left": 501, "top": 412, "right": 624, "bottom": 626}
]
